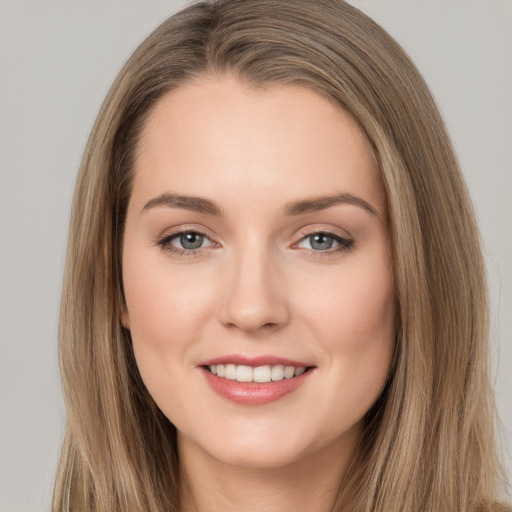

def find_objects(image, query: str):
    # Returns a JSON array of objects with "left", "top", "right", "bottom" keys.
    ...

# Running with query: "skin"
[{"left": 122, "top": 75, "right": 396, "bottom": 512}]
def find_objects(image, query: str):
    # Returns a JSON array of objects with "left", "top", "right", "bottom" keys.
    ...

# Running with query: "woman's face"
[{"left": 122, "top": 76, "right": 395, "bottom": 470}]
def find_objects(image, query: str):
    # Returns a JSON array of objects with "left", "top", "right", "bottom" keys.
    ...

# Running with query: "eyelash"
[
  {"left": 156, "top": 229, "right": 212, "bottom": 258},
  {"left": 156, "top": 228, "right": 354, "bottom": 258},
  {"left": 297, "top": 228, "right": 354, "bottom": 257}
]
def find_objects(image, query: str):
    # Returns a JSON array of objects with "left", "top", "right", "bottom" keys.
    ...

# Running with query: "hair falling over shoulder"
[{"left": 53, "top": 1, "right": 510, "bottom": 510}]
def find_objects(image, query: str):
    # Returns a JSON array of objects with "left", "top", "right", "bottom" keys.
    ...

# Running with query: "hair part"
[{"left": 54, "top": 1, "right": 507, "bottom": 510}]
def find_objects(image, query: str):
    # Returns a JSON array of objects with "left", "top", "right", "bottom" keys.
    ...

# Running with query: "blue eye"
[
  {"left": 157, "top": 230, "right": 213, "bottom": 254},
  {"left": 298, "top": 232, "right": 353, "bottom": 253},
  {"left": 178, "top": 232, "right": 206, "bottom": 250},
  {"left": 308, "top": 233, "right": 335, "bottom": 250}
]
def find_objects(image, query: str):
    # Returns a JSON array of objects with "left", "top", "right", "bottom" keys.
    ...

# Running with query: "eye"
[
  {"left": 297, "top": 231, "right": 353, "bottom": 253},
  {"left": 157, "top": 230, "right": 214, "bottom": 254},
  {"left": 175, "top": 232, "right": 208, "bottom": 250}
]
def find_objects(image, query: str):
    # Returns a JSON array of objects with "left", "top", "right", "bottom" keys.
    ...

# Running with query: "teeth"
[
  {"left": 207, "top": 364, "right": 307, "bottom": 383},
  {"left": 254, "top": 365, "right": 271, "bottom": 383},
  {"left": 294, "top": 366, "right": 305, "bottom": 376},
  {"left": 271, "top": 365, "right": 284, "bottom": 381},
  {"left": 236, "top": 365, "right": 253, "bottom": 382},
  {"left": 284, "top": 366, "right": 295, "bottom": 379},
  {"left": 225, "top": 364, "right": 236, "bottom": 380}
]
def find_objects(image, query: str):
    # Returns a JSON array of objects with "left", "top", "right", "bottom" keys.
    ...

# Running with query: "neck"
[{"left": 178, "top": 429, "right": 360, "bottom": 512}]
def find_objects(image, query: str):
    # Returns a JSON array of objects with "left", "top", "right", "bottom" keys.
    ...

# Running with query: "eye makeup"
[{"left": 155, "top": 226, "right": 354, "bottom": 259}]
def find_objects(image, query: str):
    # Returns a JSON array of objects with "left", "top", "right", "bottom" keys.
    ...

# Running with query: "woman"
[{"left": 53, "top": 0, "right": 510, "bottom": 510}]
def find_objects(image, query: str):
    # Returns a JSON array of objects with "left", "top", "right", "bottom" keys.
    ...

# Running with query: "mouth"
[
  {"left": 204, "top": 363, "right": 310, "bottom": 383},
  {"left": 199, "top": 356, "right": 315, "bottom": 405}
]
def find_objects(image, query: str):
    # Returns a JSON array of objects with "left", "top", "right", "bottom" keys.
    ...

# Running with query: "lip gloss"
[
  {"left": 201, "top": 368, "right": 311, "bottom": 405},
  {"left": 198, "top": 354, "right": 314, "bottom": 405}
]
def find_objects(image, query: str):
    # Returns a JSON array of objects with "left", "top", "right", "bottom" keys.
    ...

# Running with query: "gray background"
[{"left": 0, "top": 1, "right": 510, "bottom": 510}]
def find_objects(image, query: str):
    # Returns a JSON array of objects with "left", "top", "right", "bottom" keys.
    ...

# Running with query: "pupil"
[
  {"left": 311, "top": 234, "right": 333, "bottom": 250},
  {"left": 180, "top": 232, "right": 203, "bottom": 250}
]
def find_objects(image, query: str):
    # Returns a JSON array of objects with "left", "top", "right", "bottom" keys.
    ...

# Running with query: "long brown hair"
[{"left": 53, "top": 1, "right": 508, "bottom": 510}]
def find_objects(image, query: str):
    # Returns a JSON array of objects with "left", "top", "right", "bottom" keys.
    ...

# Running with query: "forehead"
[{"left": 132, "top": 75, "right": 385, "bottom": 216}]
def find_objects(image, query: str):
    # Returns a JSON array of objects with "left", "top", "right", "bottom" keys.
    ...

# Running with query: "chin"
[
  {"left": 217, "top": 442, "right": 305, "bottom": 469},
  {"left": 179, "top": 420, "right": 350, "bottom": 471}
]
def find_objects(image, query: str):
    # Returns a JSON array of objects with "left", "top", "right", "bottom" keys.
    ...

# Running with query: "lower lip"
[{"left": 201, "top": 367, "right": 312, "bottom": 405}]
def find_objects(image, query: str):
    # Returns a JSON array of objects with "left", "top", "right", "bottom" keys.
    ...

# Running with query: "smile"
[
  {"left": 207, "top": 364, "right": 307, "bottom": 383},
  {"left": 199, "top": 357, "right": 315, "bottom": 405}
]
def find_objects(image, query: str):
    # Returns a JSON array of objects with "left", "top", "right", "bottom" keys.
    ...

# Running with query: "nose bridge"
[{"left": 218, "top": 235, "right": 289, "bottom": 333}]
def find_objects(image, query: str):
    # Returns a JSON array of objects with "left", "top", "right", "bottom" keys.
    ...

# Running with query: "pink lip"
[
  {"left": 199, "top": 354, "right": 311, "bottom": 367},
  {"left": 198, "top": 354, "right": 315, "bottom": 406}
]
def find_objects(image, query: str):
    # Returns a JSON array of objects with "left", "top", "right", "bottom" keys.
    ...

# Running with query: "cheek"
[
  {"left": 298, "top": 257, "right": 395, "bottom": 434},
  {"left": 300, "top": 256, "right": 395, "bottom": 341},
  {"left": 122, "top": 252, "right": 218, "bottom": 420},
  {"left": 297, "top": 253, "right": 396, "bottom": 394},
  {"left": 122, "top": 250, "right": 217, "bottom": 387},
  {"left": 124, "top": 249, "right": 213, "bottom": 337}
]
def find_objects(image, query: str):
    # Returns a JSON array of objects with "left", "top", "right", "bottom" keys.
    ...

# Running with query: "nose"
[{"left": 217, "top": 244, "right": 290, "bottom": 334}]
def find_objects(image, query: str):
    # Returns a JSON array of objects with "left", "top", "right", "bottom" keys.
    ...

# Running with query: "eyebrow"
[
  {"left": 281, "top": 193, "right": 379, "bottom": 217},
  {"left": 142, "top": 193, "right": 223, "bottom": 216},
  {"left": 141, "top": 192, "right": 379, "bottom": 217}
]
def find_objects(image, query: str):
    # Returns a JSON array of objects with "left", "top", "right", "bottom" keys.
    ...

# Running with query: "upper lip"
[{"left": 198, "top": 354, "right": 313, "bottom": 368}]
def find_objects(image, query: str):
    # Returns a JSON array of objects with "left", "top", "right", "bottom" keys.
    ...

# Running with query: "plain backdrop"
[{"left": 0, "top": 1, "right": 511, "bottom": 510}]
